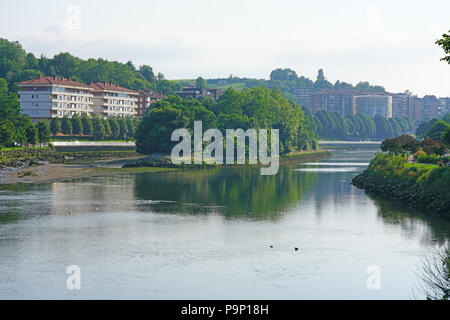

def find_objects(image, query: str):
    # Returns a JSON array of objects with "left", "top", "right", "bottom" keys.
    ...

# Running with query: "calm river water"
[{"left": 0, "top": 146, "right": 448, "bottom": 299}]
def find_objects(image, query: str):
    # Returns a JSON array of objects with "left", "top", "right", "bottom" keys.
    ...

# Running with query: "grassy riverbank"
[{"left": 352, "top": 153, "right": 450, "bottom": 215}]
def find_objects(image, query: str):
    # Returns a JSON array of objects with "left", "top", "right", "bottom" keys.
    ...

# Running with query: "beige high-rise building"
[
  {"left": 90, "top": 82, "right": 139, "bottom": 118},
  {"left": 18, "top": 76, "right": 94, "bottom": 122}
]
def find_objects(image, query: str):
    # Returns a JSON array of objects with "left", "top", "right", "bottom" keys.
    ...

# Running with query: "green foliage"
[
  {"left": 0, "top": 77, "right": 36, "bottom": 146},
  {"left": 36, "top": 121, "right": 51, "bottom": 143},
  {"left": 119, "top": 117, "right": 129, "bottom": 139},
  {"left": 195, "top": 76, "right": 207, "bottom": 88},
  {"left": 352, "top": 153, "right": 450, "bottom": 214},
  {"left": 0, "top": 37, "right": 178, "bottom": 95},
  {"left": 416, "top": 118, "right": 438, "bottom": 137},
  {"left": 108, "top": 117, "right": 120, "bottom": 138},
  {"left": 25, "top": 124, "right": 37, "bottom": 145},
  {"left": 444, "top": 127, "right": 450, "bottom": 146},
  {"left": 311, "top": 109, "right": 410, "bottom": 141},
  {"left": 136, "top": 87, "right": 317, "bottom": 155},
  {"left": 92, "top": 116, "right": 105, "bottom": 139},
  {"left": 436, "top": 30, "right": 450, "bottom": 64},
  {"left": 81, "top": 113, "right": 93, "bottom": 136},
  {"left": 71, "top": 114, "right": 83, "bottom": 135},
  {"left": 61, "top": 116, "right": 72, "bottom": 135},
  {"left": 127, "top": 118, "right": 135, "bottom": 139},
  {"left": 425, "top": 120, "right": 449, "bottom": 143},
  {"left": 0, "top": 119, "right": 16, "bottom": 146},
  {"left": 102, "top": 118, "right": 112, "bottom": 137},
  {"left": 50, "top": 118, "right": 61, "bottom": 135}
]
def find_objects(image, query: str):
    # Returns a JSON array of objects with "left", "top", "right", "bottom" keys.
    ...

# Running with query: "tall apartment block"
[
  {"left": 352, "top": 95, "right": 393, "bottom": 118},
  {"left": 90, "top": 82, "right": 139, "bottom": 118},
  {"left": 422, "top": 95, "right": 439, "bottom": 121},
  {"left": 391, "top": 93, "right": 415, "bottom": 119},
  {"left": 18, "top": 76, "right": 94, "bottom": 122},
  {"left": 438, "top": 98, "right": 450, "bottom": 116},
  {"left": 292, "top": 88, "right": 387, "bottom": 116},
  {"left": 137, "top": 89, "right": 165, "bottom": 117}
]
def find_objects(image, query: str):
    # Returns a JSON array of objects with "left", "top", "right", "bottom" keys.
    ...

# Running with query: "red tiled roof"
[
  {"left": 90, "top": 82, "right": 138, "bottom": 94},
  {"left": 18, "top": 76, "right": 91, "bottom": 89}
]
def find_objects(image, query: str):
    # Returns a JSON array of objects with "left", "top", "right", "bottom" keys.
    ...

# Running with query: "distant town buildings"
[
  {"left": 291, "top": 87, "right": 448, "bottom": 122},
  {"left": 176, "top": 87, "right": 224, "bottom": 100},
  {"left": 137, "top": 89, "right": 165, "bottom": 117}
]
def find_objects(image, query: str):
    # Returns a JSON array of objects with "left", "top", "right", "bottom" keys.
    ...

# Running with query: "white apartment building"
[
  {"left": 18, "top": 76, "right": 94, "bottom": 121},
  {"left": 90, "top": 82, "right": 138, "bottom": 118}
]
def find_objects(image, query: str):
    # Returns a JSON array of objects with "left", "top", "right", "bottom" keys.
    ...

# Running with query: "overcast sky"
[{"left": 1, "top": 0, "right": 449, "bottom": 97}]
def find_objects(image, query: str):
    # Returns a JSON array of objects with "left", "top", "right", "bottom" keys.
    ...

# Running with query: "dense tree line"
[
  {"left": 136, "top": 87, "right": 318, "bottom": 155},
  {"left": 50, "top": 114, "right": 139, "bottom": 140},
  {"left": 0, "top": 38, "right": 181, "bottom": 95},
  {"left": 310, "top": 110, "right": 414, "bottom": 141}
]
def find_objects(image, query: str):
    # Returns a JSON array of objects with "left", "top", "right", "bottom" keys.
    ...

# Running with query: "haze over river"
[{"left": 0, "top": 145, "right": 448, "bottom": 299}]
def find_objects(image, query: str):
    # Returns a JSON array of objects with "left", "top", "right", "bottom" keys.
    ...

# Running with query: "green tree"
[
  {"left": 25, "top": 123, "right": 37, "bottom": 145},
  {"left": 195, "top": 76, "right": 207, "bottom": 88},
  {"left": 37, "top": 121, "right": 51, "bottom": 144},
  {"left": 0, "top": 120, "right": 16, "bottom": 147},
  {"left": 81, "top": 113, "right": 93, "bottom": 136},
  {"left": 71, "top": 114, "right": 83, "bottom": 135},
  {"left": 425, "top": 120, "right": 449, "bottom": 143},
  {"left": 50, "top": 118, "right": 61, "bottom": 136},
  {"left": 444, "top": 127, "right": 450, "bottom": 146},
  {"left": 92, "top": 116, "right": 105, "bottom": 139},
  {"left": 108, "top": 117, "right": 120, "bottom": 138},
  {"left": 119, "top": 117, "right": 129, "bottom": 139},
  {"left": 436, "top": 30, "right": 450, "bottom": 64},
  {"left": 127, "top": 118, "right": 135, "bottom": 139},
  {"left": 61, "top": 116, "right": 72, "bottom": 135},
  {"left": 102, "top": 118, "right": 112, "bottom": 137}
]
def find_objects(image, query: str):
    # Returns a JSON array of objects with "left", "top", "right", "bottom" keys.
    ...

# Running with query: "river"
[{"left": 0, "top": 145, "right": 448, "bottom": 299}]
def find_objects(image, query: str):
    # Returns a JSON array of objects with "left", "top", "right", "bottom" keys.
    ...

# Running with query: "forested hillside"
[{"left": 0, "top": 38, "right": 181, "bottom": 95}]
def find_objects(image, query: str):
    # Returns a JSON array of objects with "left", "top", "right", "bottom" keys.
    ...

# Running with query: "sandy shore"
[
  {"left": 0, "top": 161, "right": 97, "bottom": 184},
  {"left": 0, "top": 155, "right": 175, "bottom": 185}
]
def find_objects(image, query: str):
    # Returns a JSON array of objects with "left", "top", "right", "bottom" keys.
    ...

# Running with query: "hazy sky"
[{"left": 1, "top": 0, "right": 449, "bottom": 96}]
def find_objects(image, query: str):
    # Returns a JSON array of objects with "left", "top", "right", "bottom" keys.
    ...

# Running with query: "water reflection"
[
  {"left": 0, "top": 146, "right": 449, "bottom": 299},
  {"left": 133, "top": 166, "right": 317, "bottom": 220}
]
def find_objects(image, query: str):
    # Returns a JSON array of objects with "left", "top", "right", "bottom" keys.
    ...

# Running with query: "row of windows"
[
  {"left": 102, "top": 99, "right": 135, "bottom": 106},
  {"left": 54, "top": 95, "right": 92, "bottom": 102},
  {"left": 102, "top": 106, "right": 135, "bottom": 112},
  {"left": 52, "top": 102, "right": 90, "bottom": 110}
]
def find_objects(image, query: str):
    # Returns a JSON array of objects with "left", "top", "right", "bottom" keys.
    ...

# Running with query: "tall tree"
[
  {"left": 81, "top": 113, "right": 93, "bottom": 136},
  {"left": 37, "top": 121, "right": 51, "bottom": 144},
  {"left": 50, "top": 118, "right": 61, "bottom": 136},
  {"left": 71, "top": 114, "right": 83, "bottom": 135},
  {"left": 92, "top": 115, "right": 105, "bottom": 139},
  {"left": 61, "top": 116, "right": 72, "bottom": 135}
]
